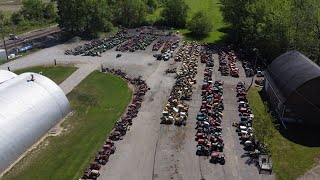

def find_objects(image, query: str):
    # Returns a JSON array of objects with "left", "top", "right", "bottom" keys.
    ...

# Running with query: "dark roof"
[{"left": 265, "top": 51, "right": 320, "bottom": 102}]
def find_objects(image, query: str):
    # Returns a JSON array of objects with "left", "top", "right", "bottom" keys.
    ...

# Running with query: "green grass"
[
  {"left": 146, "top": 0, "right": 228, "bottom": 43},
  {"left": 3, "top": 21, "right": 57, "bottom": 38},
  {"left": 2, "top": 71, "right": 132, "bottom": 180},
  {"left": 181, "top": 0, "right": 228, "bottom": 43},
  {"left": 248, "top": 87, "right": 320, "bottom": 180},
  {"left": 14, "top": 65, "right": 77, "bottom": 84},
  {"left": 0, "top": 1, "right": 21, "bottom": 6}
]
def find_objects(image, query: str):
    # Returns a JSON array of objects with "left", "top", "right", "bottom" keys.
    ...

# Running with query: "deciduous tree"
[
  {"left": 160, "top": 0, "right": 188, "bottom": 28},
  {"left": 21, "top": 0, "right": 44, "bottom": 20},
  {"left": 113, "top": 0, "right": 146, "bottom": 27},
  {"left": 57, "top": 0, "right": 112, "bottom": 35},
  {"left": 188, "top": 11, "right": 213, "bottom": 36}
]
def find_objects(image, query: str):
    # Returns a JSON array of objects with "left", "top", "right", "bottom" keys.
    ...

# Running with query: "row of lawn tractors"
[
  {"left": 161, "top": 42, "right": 200, "bottom": 125},
  {"left": 65, "top": 31, "right": 129, "bottom": 56},
  {"left": 161, "top": 40, "right": 179, "bottom": 54},
  {"left": 174, "top": 41, "right": 200, "bottom": 62},
  {"left": 200, "top": 44, "right": 214, "bottom": 68},
  {"left": 81, "top": 69, "right": 150, "bottom": 180},
  {"left": 165, "top": 68, "right": 177, "bottom": 74},
  {"left": 234, "top": 82, "right": 255, "bottom": 150},
  {"left": 233, "top": 82, "right": 272, "bottom": 174},
  {"left": 234, "top": 83, "right": 269, "bottom": 155},
  {"left": 218, "top": 48, "right": 239, "bottom": 77},
  {"left": 136, "top": 26, "right": 172, "bottom": 37},
  {"left": 242, "top": 61, "right": 255, "bottom": 77},
  {"left": 152, "top": 40, "right": 165, "bottom": 51},
  {"left": 153, "top": 40, "right": 180, "bottom": 61},
  {"left": 197, "top": 81, "right": 225, "bottom": 162},
  {"left": 116, "top": 35, "right": 156, "bottom": 52},
  {"left": 196, "top": 57, "right": 225, "bottom": 165}
]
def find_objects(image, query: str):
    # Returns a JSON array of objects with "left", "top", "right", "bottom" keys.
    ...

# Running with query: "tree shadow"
[
  {"left": 182, "top": 26, "right": 233, "bottom": 44},
  {"left": 183, "top": 32, "right": 209, "bottom": 41},
  {"left": 214, "top": 26, "right": 233, "bottom": 44},
  {"left": 278, "top": 124, "right": 320, "bottom": 147},
  {"left": 259, "top": 90, "right": 320, "bottom": 147}
]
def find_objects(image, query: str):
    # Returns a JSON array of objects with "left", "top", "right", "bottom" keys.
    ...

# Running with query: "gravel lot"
[{"left": 0, "top": 37, "right": 275, "bottom": 180}]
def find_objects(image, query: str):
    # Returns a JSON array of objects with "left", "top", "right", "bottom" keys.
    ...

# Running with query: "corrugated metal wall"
[{"left": 0, "top": 72, "right": 71, "bottom": 173}]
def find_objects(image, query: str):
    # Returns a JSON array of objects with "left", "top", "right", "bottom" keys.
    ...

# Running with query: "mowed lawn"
[
  {"left": 15, "top": 66, "right": 77, "bottom": 84},
  {"left": 248, "top": 87, "right": 320, "bottom": 180},
  {"left": 2, "top": 71, "right": 132, "bottom": 180},
  {"left": 146, "top": 0, "right": 227, "bottom": 43},
  {"left": 181, "top": 0, "right": 228, "bottom": 43}
]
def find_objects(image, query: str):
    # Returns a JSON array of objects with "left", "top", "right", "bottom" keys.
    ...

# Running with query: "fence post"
[
  {"left": 7, "top": 67, "right": 10, "bottom": 71},
  {"left": 54, "top": 59, "right": 57, "bottom": 66}
]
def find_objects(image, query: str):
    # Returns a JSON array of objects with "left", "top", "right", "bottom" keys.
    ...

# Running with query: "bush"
[
  {"left": 188, "top": 11, "right": 213, "bottom": 36},
  {"left": 11, "top": 12, "right": 24, "bottom": 25}
]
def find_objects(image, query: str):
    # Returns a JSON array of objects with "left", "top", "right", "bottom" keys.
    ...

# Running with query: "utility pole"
[
  {"left": 11, "top": 21, "right": 17, "bottom": 52},
  {"left": 0, "top": 19, "right": 8, "bottom": 61},
  {"left": 247, "top": 48, "right": 259, "bottom": 92}
]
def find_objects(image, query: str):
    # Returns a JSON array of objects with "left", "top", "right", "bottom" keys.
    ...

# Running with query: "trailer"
[{"left": 0, "top": 49, "right": 7, "bottom": 61}]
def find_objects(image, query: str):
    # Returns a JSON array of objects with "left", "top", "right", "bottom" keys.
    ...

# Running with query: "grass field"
[
  {"left": 181, "top": 0, "right": 228, "bottom": 43},
  {"left": 147, "top": 0, "right": 228, "bottom": 43},
  {"left": 2, "top": 71, "right": 132, "bottom": 180},
  {"left": 248, "top": 87, "right": 320, "bottom": 180},
  {"left": 14, "top": 66, "right": 77, "bottom": 84}
]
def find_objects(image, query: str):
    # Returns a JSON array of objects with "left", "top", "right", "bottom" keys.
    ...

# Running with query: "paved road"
[
  {"left": 0, "top": 39, "right": 275, "bottom": 180},
  {"left": 59, "top": 63, "right": 99, "bottom": 94},
  {"left": 299, "top": 165, "right": 320, "bottom": 180}
]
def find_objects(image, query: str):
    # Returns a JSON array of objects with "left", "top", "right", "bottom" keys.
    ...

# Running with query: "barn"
[
  {"left": 0, "top": 71, "right": 70, "bottom": 173},
  {"left": 263, "top": 51, "right": 320, "bottom": 124}
]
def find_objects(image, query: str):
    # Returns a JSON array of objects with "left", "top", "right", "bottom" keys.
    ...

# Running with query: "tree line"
[
  {"left": 4, "top": 0, "right": 213, "bottom": 38},
  {"left": 221, "top": 0, "right": 320, "bottom": 63},
  {"left": 0, "top": 0, "right": 56, "bottom": 35},
  {"left": 56, "top": 0, "right": 212, "bottom": 36}
]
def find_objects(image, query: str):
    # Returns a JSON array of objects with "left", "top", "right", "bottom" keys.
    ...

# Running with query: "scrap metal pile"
[
  {"left": 160, "top": 42, "right": 200, "bottom": 126},
  {"left": 195, "top": 51, "right": 225, "bottom": 164},
  {"left": 116, "top": 35, "right": 156, "bottom": 52},
  {"left": 80, "top": 69, "right": 149, "bottom": 180},
  {"left": 218, "top": 48, "right": 239, "bottom": 77},
  {"left": 65, "top": 32, "right": 128, "bottom": 56}
]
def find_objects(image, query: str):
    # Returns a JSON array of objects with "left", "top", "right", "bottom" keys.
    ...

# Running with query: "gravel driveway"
[{"left": 0, "top": 39, "right": 275, "bottom": 180}]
